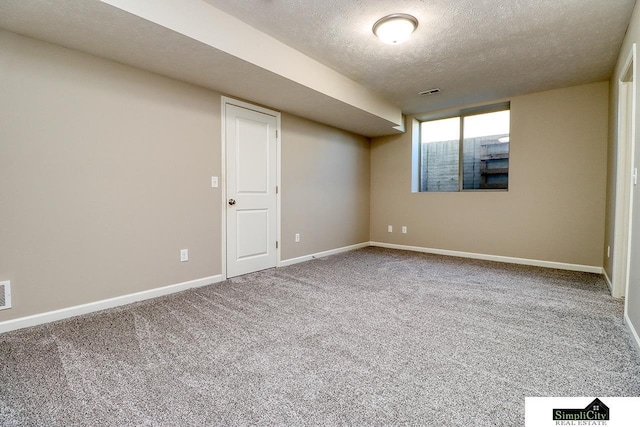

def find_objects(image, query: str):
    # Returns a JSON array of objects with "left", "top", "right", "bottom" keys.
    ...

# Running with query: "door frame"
[
  {"left": 612, "top": 44, "right": 636, "bottom": 301},
  {"left": 221, "top": 96, "right": 282, "bottom": 280}
]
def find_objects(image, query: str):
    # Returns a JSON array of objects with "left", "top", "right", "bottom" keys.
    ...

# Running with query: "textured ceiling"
[
  {"left": 204, "top": 0, "right": 636, "bottom": 114},
  {"left": 0, "top": 0, "right": 635, "bottom": 135}
]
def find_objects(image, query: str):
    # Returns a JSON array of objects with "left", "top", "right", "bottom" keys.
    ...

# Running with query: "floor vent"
[{"left": 0, "top": 281, "right": 11, "bottom": 310}]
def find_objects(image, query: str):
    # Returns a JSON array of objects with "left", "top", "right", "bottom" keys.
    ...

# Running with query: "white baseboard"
[
  {"left": 0, "top": 243, "right": 607, "bottom": 334},
  {"left": 0, "top": 275, "right": 223, "bottom": 334},
  {"left": 279, "top": 242, "right": 370, "bottom": 267},
  {"left": 603, "top": 269, "right": 613, "bottom": 294},
  {"left": 625, "top": 313, "right": 640, "bottom": 353},
  {"left": 369, "top": 242, "right": 604, "bottom": 274}
]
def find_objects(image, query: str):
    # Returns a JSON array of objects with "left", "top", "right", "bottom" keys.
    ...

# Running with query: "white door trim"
[
  {"left": 612, "top": 44, "right": 636, "bottom": 301},
  {"left": 221, "top": 97, "right": 281, "bottom": 279}
]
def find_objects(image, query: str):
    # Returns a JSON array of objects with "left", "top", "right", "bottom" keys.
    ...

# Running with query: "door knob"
[{"left": 228, "top": 199, "right": 236, "bottom": 206}]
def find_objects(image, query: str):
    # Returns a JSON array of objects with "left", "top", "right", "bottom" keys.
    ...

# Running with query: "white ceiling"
[
  {"left": 0, "top": 0, "right": 636, "bottom": 136},
  {"left": 205, "top": 0, "right": 636, "bottom": 114}
]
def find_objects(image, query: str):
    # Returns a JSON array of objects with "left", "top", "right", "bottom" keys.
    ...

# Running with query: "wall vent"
[
  {"left": 418, "top": 88, "right": 441, "bottom": 96},
  {"left": 0, "top": 281, "right": 11, "bottom": 310}
]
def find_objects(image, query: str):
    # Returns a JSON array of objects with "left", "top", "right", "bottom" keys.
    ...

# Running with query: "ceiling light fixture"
[{"left": 372, "top": 13, "right": 419, "bottom": 45}]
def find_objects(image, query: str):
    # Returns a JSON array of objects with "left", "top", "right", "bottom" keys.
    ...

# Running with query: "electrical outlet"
[
  {"left": 402, "top": 226, "right": 407, "bottom": 234},
  {"left": 180, "top": 249, "right": 188, "bottom": 262},
  {"left": 388, "top": 225, "right": 393, "bottom": 233},
  {"left": 295, "top": 233, "right": 301, "bottom": 243}
]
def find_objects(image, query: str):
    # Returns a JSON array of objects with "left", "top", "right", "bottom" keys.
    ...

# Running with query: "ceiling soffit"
[{"left": 0, "top": 0, "right": 404, "bottom": 137}]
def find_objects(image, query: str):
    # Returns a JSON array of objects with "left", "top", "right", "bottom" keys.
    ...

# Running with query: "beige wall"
[
  {"left": 281, "top": 114, "right": 370, "bottom": 260},
  {"left": 370, "top": 82, "right": 609, "bottom": 267},
  {"left": 0, "top": 30, "right": 222, "bottom": 321},
  {"left": 0, "top": 30, "right": 371, "bottom": 323},
  {"left": 605, "top": 1, "right": 640, "bottom": 333}
]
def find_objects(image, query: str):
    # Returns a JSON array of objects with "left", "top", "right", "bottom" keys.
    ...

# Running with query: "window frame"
[{"left": 417, "top": 102, "right": 510, "bottom": 193}]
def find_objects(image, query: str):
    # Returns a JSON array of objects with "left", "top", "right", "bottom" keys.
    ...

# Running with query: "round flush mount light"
[{"left": 372, "top": 13, "right": 419, "bottom": 45}]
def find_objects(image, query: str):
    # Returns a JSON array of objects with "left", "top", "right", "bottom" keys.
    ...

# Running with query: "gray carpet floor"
[{"left": 1, "top": 247, "right": 639, "bottom": 426}]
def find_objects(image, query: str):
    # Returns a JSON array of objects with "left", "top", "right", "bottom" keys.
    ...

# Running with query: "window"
[{"left": 419, "top": 104, "right": 510, "bottom": 192}]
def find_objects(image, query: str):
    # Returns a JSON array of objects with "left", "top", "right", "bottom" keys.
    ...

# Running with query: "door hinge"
[
  {"left": 633, "top": 167, "right": 638, "bottom": 186},
  {"left": 276, "top": 185, "right": 279, "bottom": 194},
  {"left": 276, "top": 241, "right": 279, "bottom": 249}
]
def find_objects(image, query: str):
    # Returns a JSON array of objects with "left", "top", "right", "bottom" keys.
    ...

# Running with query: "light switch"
[{"left": 211, "top": 176, "right": 219, "bottom": 188}]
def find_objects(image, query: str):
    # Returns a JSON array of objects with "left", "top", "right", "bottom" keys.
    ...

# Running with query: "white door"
[{"left": 225, "top": 103, "right": 278, "bottom": 278}]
